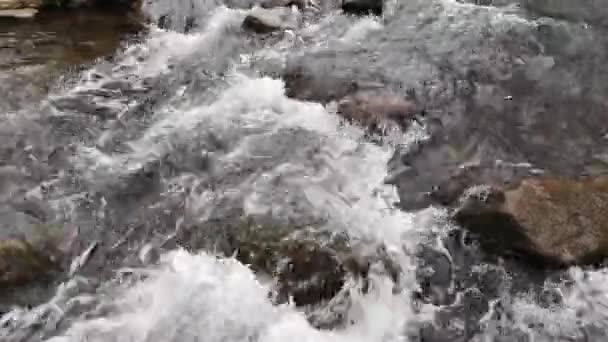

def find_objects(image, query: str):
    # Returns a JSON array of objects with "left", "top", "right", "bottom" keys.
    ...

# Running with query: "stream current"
[{"left": 2, "top": 0, "right": 608, "bottom": 341}]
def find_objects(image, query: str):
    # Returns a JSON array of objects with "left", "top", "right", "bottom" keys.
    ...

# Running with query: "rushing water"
[{"left": 1, "top": 0, "right": 608, "bottom": 341}]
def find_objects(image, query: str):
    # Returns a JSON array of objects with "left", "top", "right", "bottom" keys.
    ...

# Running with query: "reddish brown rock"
[
  {"left": 337, "top": 92, "right": 418, "bottom": 133},
  {"left": 454, "top": 175, "right": 608, "bottom": 266}
]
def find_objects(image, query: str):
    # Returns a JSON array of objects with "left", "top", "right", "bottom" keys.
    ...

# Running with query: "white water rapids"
[{"left": 2, "top": 0, "right": 608, "bottom": 341}]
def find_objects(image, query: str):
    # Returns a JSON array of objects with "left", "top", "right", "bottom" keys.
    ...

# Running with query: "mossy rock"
[
  {"left": 0, "top": 239, "right": 58, "bottom": 288},
  {"left": 233, "top": 218, "right": 352, "bottom": 306}
]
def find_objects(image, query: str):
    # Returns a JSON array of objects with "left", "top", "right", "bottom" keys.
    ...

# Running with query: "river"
[{"left": 1, "top": 0, "right": 608, "bottom": 341}]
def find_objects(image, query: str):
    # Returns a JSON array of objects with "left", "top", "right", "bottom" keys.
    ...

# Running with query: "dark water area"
[
  {"left": 0, "top": 7, "right": 143, "bottom": 111},
  {"left": 1, "top": 0, "right": 608, "bottom": 341}
]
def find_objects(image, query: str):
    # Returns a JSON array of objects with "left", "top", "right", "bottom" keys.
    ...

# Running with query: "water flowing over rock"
[
  {"left": 454, "top": 176, "right": 608, "bottom": 266},
  {"left": 4, "top": 0, "right": 608, "bottom": 341},
  {"left": 337, "top": 91, "right": 419, "bottom": 133},
  {"left": 178, "top": 218, "right": 370, "bottom": 307}
]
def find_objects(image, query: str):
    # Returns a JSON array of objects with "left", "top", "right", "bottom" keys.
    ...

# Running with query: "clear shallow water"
[{"left": 1, "top": 0, "right": 608, "bottom": 341}]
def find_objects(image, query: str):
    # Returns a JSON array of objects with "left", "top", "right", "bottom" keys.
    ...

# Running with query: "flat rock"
[{"left": 453, "top": 175, "right": 608, "bottom": 266}]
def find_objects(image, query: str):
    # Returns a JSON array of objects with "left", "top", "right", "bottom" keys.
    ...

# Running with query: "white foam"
[
  {"left": 46, "top": 250, "right": 413, "bottom": 342},
  {"left": 65, "top": 65, "right": 430, "bottom": 342},
  {"left": 87, "top": 5, "right": 246, "bottom": 83}
]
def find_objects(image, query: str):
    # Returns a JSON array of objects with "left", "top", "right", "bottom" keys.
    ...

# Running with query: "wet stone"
[
  {"left": 454, "top": 176, "right": 608, "bottom": 267},
  {"left": 231, "top": 219, "right": 353, "bottom": 306}
]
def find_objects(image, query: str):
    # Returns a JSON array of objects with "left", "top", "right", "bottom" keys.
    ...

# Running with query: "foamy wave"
[{"left": 46, "top": 250, "right": 411, "bottom": 342}]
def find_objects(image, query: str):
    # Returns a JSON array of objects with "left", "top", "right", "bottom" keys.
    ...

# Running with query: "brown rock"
[
  {"left": 454, "top": 175, "right": 608, "bottom": 266},
  {"left": 337, "top": 92, "right": 418, "bottom": 133}
]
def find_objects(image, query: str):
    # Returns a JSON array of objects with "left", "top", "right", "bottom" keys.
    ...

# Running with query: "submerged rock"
[
  {"left": 242, "top": 7, "right": 300, "bottom": 33},
  {"left": 337, "top": 91, "right": 418, "bottom": 133},
  {"left": 342, "top": 0, "right": 383, "bottom": 16},
  {"left": 453, "top": 176, "right": 608, "bottom": 266}
]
